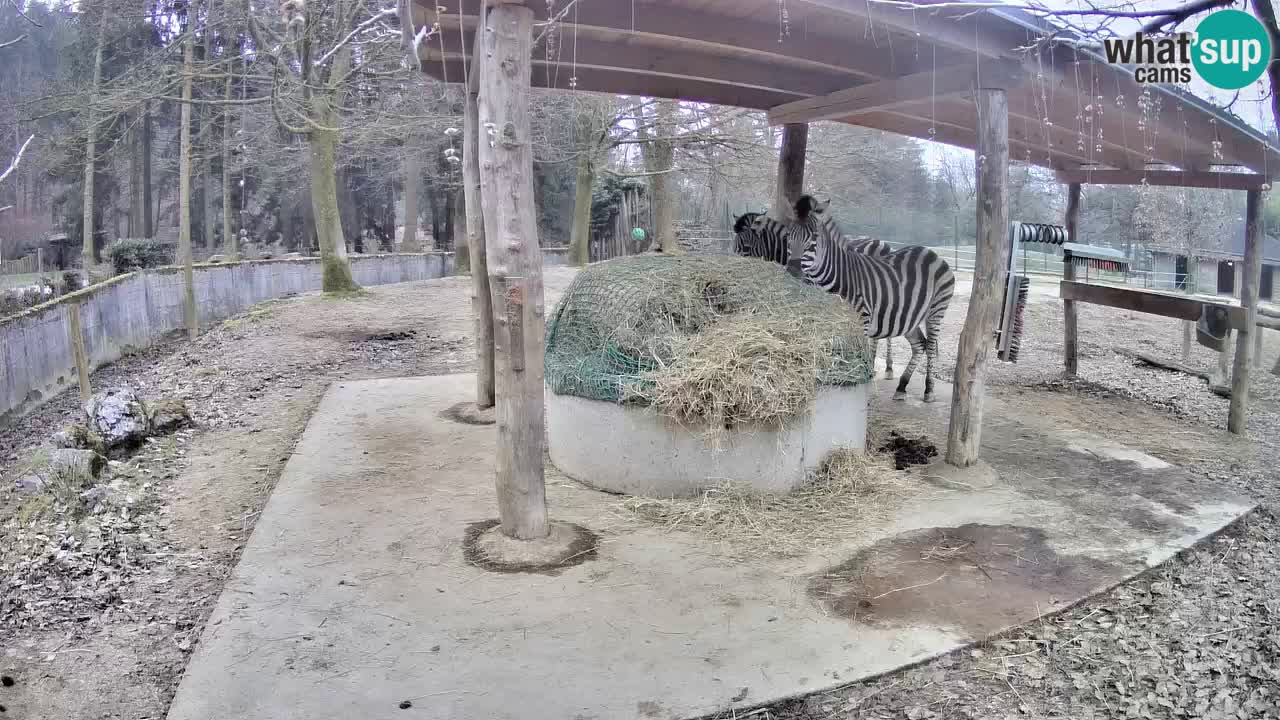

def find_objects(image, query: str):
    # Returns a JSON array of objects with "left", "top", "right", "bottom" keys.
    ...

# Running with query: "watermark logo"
[{"left": 1102, "top": 9, "right": 1272, "bottom": 90}]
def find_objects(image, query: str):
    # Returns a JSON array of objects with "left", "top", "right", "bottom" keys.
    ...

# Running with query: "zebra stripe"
[
  {"left": 795, "top": 196, "right": 954, "bottom": 401},
  {"left": 732, "top": 211, "right": 907, "bottom": 382}
]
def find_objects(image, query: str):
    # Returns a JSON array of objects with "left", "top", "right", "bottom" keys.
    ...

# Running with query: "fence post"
[
  {"left": 37, "top": 247, "right": 43, "bottom": 275},
  {"left": 66, "top": 302, "right": 92, "bottom": 404}
]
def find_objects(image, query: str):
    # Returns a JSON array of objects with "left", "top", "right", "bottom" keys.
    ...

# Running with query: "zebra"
[
  {"left": 781, "top": 195, "right": 954, "bottom": 402},
  {"left": 733, "top": 210, "right": 902, "bottom": 380}
]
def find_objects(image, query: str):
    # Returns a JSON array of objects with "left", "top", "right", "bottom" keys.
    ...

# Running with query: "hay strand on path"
[{"left": 617, "top": 448, "right": 911, "bottom": 558}]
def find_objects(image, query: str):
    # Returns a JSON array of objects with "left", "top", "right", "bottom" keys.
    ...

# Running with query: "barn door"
[
  {"left": 1174, "top": 255, "right": 1189, "bottom": 290},
  {"left": 1217, "top": 260, "right": 1236, "bottom": 296},
  {"left": 1262, "top": 265, "right": 1275, "bottom": 301}
]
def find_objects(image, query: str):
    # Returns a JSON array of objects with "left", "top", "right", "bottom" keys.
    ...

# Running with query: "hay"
[
  {"left": 616, "top": 447, "right": 912, "bottom": 558},
  {"left": 544, "top": 255, "right": 874, "bottom": 425},
  {"left": 625, "top": 312, "right": 853, "bottom": 430}
]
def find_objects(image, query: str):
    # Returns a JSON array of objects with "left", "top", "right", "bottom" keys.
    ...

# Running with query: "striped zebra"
[
  {"left": 733, "top": 210, "right": 902, "bottom": 380},
  {"left": 782, "top": 195, "right": 954, "bottom": 402}
]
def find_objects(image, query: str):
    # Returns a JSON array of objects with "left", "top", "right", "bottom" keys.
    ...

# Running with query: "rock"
[
  {"left": 79, "top": 485, "right": 113, "bottom": 507},
  {"left": 147, "top": 396, "right": 192, "bottom": 434},
  {"left": 49, "top": 448, "right": 107, "bottom": 486},
  {"left": 84, "top": 387, "right": 150, "bottom": 455},
  {"left": 15, "top": 474, "right": 46, "bottom": 494},
  {"left": 51, "top": 423, "right": 107, "bottom": 456}
]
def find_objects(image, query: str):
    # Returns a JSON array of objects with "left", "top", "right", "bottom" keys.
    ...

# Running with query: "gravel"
[{"left": 3, "top": 269, "right": 1278, "bottom": 720}]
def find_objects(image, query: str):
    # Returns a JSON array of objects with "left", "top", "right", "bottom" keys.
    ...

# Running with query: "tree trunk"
[
  {"left": 143, "top": 103, "right": 153, "bottom": 239},
  {"left": 129, "top": 115, "right": 142, "bottom": 238},
  {"left": 478, "top": 2, "right": 548, "bottom": 539},
  {"left": 309, "top": 124, "right": 359, "bottom": 292},
  {"left": 203, "top": 148, "right": 216, "bottom": 256},
  {"left": 306, "top": 41, "right": 359, "bottom": 293},
  {"left": 773, "top": 123, "right": 808, "bottom": 220},
  {"left": 568, "top": 145, "right": 595, "bottom": 267},
  {"left": 443, "top": 186, "right": 457, "bottom": 257},
  {"left": 643, "top": 100, "right": 680, "bottom": 253},
  {"left": 464, "top": 76, "right": 495, "bottom": 408},
  {"left": 82, "top": 14, "right": 107, "bottom": 269},
  {"left": 1229, "top": 190, "right": 1263, "bottom": 433},
  {"left": 452, "top": 186, "right": 468, "bottom": 273},
  {"left": 179, "top": 26, "right": 198, "bottom": 339},
  {"left": 426, "top": 179, "right": 442, "bottom": 249},
  {"left": 401, "top": 153, "right": 421, "bottom": 251},
  {"left": 946, "top": 88, "right": 1009, "bottom": 468},
  {"left": 1062, "top": 183, "right": 1080, "bottom": 375},
  {"left": 222, "top": 76, "right": 236, "bottom": 256}
]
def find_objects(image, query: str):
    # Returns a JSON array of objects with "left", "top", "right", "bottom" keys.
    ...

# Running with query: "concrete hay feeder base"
[{"left": 545, "top": 385, "right": 869, "bottom": 497}]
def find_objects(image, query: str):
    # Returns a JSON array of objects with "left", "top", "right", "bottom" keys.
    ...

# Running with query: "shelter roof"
[{"left": 411, "top": 0, "right": 1280, "bottom": 178}]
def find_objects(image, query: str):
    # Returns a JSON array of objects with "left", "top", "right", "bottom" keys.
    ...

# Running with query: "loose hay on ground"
[{"left": 616, "top": 448, "right": 911, "bottom": 558}]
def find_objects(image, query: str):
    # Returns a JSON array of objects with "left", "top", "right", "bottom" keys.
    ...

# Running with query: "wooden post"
[
  {"left": 463, "top": 20, "right": 495, "bottom": 409},
  {"left": 1062, "top": 183, "right": 1081, "bottom": 376},
  {"left": 772, "top": 123, "right": 808, "bottom": 219},
  {"left": 37, "top": 247, "right": 43, "bottom": 275},
  {"left": 478, "top": 1, "right": 549, "bottom": 540},
  {"left": 946, "top": 88, "right": 1009, "bottom": 468},
  {"left": 1228, "top": 189, "right": 1263, "bottom": 434},
  {"left": 66, "top": 303, "right": 92, "bottom": 404}
]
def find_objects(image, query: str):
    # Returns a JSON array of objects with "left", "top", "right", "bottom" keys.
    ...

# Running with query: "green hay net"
[{"left": 543, "top": 255, "right": 875, "bottom": 420}]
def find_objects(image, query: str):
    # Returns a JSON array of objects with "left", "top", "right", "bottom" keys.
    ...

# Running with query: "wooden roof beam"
[
  {"left": 423, "top": 55, "right": 800, "bottom": 110},
  {"left": 768, "top": 61, "right": 1022, "bottom": 125},
  {"left": 799, "top": 0, "right": 1019, "bottom": 59},
  {"left": 429, "top": 20, "right": 854, "bottom": 99},
  {"left": 849, "top": 109, "right": 1090, "bottom": 170},
  {"left": 1055, "top": 168, "right": 1271, "bottom": 190},
  {"left": 418, "top": 1, "right": 934, "bottom": 82}
]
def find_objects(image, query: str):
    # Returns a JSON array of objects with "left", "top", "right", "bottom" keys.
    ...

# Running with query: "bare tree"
[{"left": 247, "top": 0, "right": 401, "bottom": 292}]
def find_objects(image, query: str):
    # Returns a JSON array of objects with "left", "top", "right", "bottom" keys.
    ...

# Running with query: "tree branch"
[{"left": 0, "top": 134, "right": 34, "bottom": 185}]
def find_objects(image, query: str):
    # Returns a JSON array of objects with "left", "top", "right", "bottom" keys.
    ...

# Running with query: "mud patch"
[
  {"left": 441, "top": 401, "right": 496, "bottom": 426},
  {"left": 462, "top": 519, "right": 599, "bottom": 575},
  {"left": 808, "top": 524, "right": 1130, "bottom": 640},
  {"left": 878, "top": 431, "right": 938, "bottom": 470}
]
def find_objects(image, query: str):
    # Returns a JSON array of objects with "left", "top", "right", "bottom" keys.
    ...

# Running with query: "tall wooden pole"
[
  {"left": 1228, "top": 189, "right": 1263, "bottom": 434},
  {"left": 478, "top": 1, "right": 548, "bottom": 540},
  {"left": 946, "top": 88, "right": 1009, "bottom": 468},
  {"left": 1062, "top": 182, "right": 1081, "bottom": 376},
  {"left": 178, "top": 20, "right": 198, "bottom": 340},
  {"left": 464, "top": 20, "right": 495, "bottom": 409},
  {"left": 773, "top": 123, "right": 808, "bottom": 219}
]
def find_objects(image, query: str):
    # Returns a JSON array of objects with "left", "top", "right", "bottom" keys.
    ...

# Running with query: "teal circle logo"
[{"left": 1192, "top": 10, "right": 1272, "bottom": 90}]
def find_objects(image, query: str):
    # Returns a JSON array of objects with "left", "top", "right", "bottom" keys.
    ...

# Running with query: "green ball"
[{"left": 632, "top": 228, "right": 647, "bottom": 241}]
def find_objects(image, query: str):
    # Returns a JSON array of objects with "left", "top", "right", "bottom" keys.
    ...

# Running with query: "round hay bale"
[{"left": 543, "top": 254, "right": 876, "bottom": 496}]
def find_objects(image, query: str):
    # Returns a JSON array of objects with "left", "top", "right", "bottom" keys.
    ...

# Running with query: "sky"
[{"left": 922, "top": 0, "right": 1275, "bottom": 170}]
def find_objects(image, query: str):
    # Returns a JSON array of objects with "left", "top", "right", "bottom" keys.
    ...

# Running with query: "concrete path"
[{"left": 166, "top": 374, "right": 1253, "bottom": 720}]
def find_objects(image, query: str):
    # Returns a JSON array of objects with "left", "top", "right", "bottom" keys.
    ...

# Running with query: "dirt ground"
[{"left": 1, "top": 266, "right": 1278, "bottom": 720}]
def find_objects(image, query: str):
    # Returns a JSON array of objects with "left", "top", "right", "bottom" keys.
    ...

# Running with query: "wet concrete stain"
[
  {"left": 462, "top": 519, "right": 600, "bottom": 576},
  {"left": 440, "top": 401, "right": 496, "bottom": 426},
  {"left": 809, "top": 524, "right": 1129, "bottom": 640}
]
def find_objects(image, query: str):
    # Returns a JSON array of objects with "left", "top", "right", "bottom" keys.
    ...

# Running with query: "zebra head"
[{"left": 732, "top": 211, "right": 763, "bottom": 257}]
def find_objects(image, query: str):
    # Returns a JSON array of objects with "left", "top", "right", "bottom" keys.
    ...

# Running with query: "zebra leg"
[
  {"left": 894, "top": 329, "right": 927, "bottom": 400},
  {"left": 922, "top": 315, "right": 943, "bottom": 403},
  {"left": 883, "top": 338, "right": 895, "bottom": 379}
]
